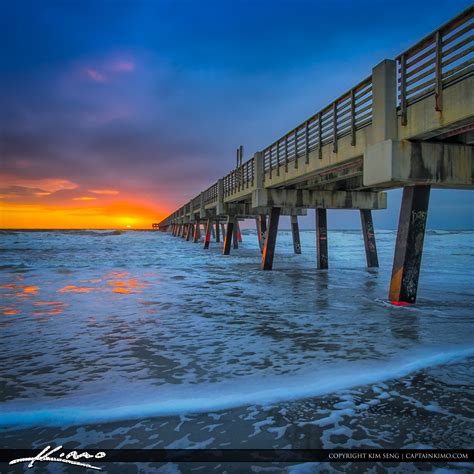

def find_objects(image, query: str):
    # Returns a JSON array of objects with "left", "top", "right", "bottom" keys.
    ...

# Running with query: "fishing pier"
[{"left": 157, "top": 8, "right": 473, "bottom": 304}]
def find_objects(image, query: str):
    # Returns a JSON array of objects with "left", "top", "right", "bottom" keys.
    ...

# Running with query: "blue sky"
[{"left": 1, "top": 0, "right": 472, "bottom": 228}]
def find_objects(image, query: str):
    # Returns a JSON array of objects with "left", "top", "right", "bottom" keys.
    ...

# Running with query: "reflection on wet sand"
[
  {"left": 1, "top": 271, "right": 152, "bottom": 321},
  {"left": 33, "top": 301, "right": 67, "bottom": 316},
  {"left": 58, "top": 285, "right": 97, "bottom": 293},
  {"left": 108, "top": 278, "right": 150, "bottom": 294},
  {"left": 0, "top": 284, "right": 39, "bottom": 296}
]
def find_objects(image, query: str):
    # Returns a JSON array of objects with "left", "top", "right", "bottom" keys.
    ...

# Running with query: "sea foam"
[{"left": 2, "top": 346, "right": 473, "bottom": 427}]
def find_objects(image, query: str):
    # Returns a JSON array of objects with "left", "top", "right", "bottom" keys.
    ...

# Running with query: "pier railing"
[
  {"left": 191, "top": 195, "right": 201, "bottom": 211},
  {"left": 262, "top": 76, "right": 372, "bottom": 178},
  {"left": 223, "top": 156, "right": 255, "bottom": 197},
  {"left": 203, "top": 182, "right": 218, "bottom": 205},
  {"left": 398, "top": 8, "right": 473, "bottom": 124}
]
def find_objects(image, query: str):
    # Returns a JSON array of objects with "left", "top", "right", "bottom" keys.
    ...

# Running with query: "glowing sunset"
[{"left": 1, "top": 1, "right": 473, "bottom": 472}]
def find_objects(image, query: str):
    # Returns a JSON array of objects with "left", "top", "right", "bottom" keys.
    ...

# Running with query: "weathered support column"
[
  {"left": 223, "top": 216, "right": 235, "bottom": 255},
  {"left": 291, "top": 215, "right": 302, "bottom": 254},
  {"left": 171, "top": 224, "right": 175, "bottom": 236},
  {"left": 211, "top": 223, "right": 216, "bottom": 239},
  {"left": 215, "top": 221, "right": 220, "bottom": 243},
  {"left": 203, "top": 218, "right": 212, "bottom": 249},
  {"left": 316, "top": 209, "right": 328, "bottom": 269},
  {"left": 177, "top": 224, "right": 182, "bottom": 237},
  {"left": 389, "top": 185, "right": 431, "bottom": 304},
  {"left": 232, "top": 220, "right": 239, "bottom": 249},
  {"left": 237, "top": 221, "right": 243, "bottom": 242},
  {"left": 256, "top": 214, "right": 267, "bottom": 254},
  {"left": 193, "top": 218, "right": 201, "bottom": 243},
  {"left": 182, "top": 223, "right": 187, "bottom": 238},
  {"left": 360, "top": 210, "right": 378, "bottom": 267},
  {"left": 261, "top": 207, "right": 280, "bottom": 270},
  {"left": 221, "top": 223, "right": 225, "bottom": 237},
  {"left": 186, "top": 223, "right": 194, "bottom": 241}
]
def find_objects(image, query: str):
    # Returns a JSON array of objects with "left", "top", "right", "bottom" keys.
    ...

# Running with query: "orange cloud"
[
  {"left": 0, "top": 175, "right": 78, "bottom": 193},
  {"left": 73, "top": 196, "right": 97, "bottom": 201},
  {"left": 89, "top": 189, "right": 119, "bottom": 195}
]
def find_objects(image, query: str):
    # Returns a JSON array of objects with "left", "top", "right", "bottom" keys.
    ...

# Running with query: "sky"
[{"left": 1, "top": 0, "right": 472, "bottom": 229}]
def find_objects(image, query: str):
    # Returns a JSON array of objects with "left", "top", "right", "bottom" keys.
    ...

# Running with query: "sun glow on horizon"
[{"left": 0, "top": 201, "right": 167, "bottom": 229}]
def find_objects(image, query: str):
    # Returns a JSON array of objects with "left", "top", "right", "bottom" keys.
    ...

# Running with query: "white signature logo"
[{"left": 9, "top": 445, "right": 106, "bottom": 470}]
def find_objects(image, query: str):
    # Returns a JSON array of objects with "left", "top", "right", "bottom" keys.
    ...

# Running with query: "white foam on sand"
[{"left": 2, "top": 346, "right": 473, "bottom": 428}]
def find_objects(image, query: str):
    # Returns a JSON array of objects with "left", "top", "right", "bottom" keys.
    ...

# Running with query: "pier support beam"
[
  {"left": 261, "top": 207, "right": 281, "bottom": 270},
  {"left": 215, "top": 221, "right": 220, "bottom": 243},
  {"left": 223, "top": 216, "right": 235, "bottom": 255},
  {"left": 256, "top": 214, "right": 267, "bottom": 254},
  {"left": 186, "top": 224, "right": 193, "bottom": 241},
  {"left": 232, "top": 221, "right": 239, "bottom": 249},
  {"left": 316, "top": 209, "right": 328, "bottom": 269},
  {"left": 237, "top": 221, "right": 243, "bottom": 242},
  {"left": 193, "top": 218, "right": 201, "bottom": 243},
  {"left": 221, "top": 223, "right": 225, "bottom": 237},
  {"left": 389, "top": 185, "right": 431, "bottom": 304},
  {"left": 203, "top": 218, "right": 212, "bottom": 249},
  {"left": 291, "top": 215, "right": 302, "bottom": 254},
  {"left": 182, "top": 224, "right": 187, "bottom": 239},
  {"left": 360, "top": 210, "right": 378, "bottom": 267}
]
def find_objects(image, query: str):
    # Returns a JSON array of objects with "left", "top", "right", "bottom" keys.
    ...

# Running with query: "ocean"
[{"left": 0, "top": 228, "right": 473, "bottom": 473}]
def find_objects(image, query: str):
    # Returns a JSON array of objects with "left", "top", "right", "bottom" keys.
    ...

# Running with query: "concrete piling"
[
  {"left": 291, "top": 215, "right": 302, "bottom": 254},
  {"left": 389, "top": 185, "right": 431, "bottom": 304},
  {"left": 223, "top": 217, "right": 235, "bottom": 255},
  {"left": 237, "top": 221, "right": 243, "bottom": 242},
  {"left": 215, "top": 221, "right": 220, "bottom": 243},
  {"left": 232, "top": 221, "right": 239, "bottom": 249},
  {"left": 204, "top": 218, "right": 212, "bottom": 249},
  {"left": 257, "top": 214, "right": 267, "bottom": 254},
  {"left": 261, "top": 207, "right": 281, "bottom": 270},
  {"left": 360, "top": 210, "right": 378, "bottom": 267},
  {"left": 186, "top": 224, "right": 193, "bottom": 241},
  {"left": 193, "top": 218, "right": 200, "bottom": 243},
  {"left": 316, "top": 209, "right": 328, "bottom": 269}
]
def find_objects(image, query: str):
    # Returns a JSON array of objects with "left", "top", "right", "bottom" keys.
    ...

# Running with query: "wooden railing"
[{"left": 398, "top": 7, "right": 473, "bottom": 124}]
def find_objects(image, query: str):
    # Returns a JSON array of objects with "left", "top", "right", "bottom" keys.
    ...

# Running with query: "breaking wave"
[{"left": 2, "top": 346, "right": 473, "bottom": 428}]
